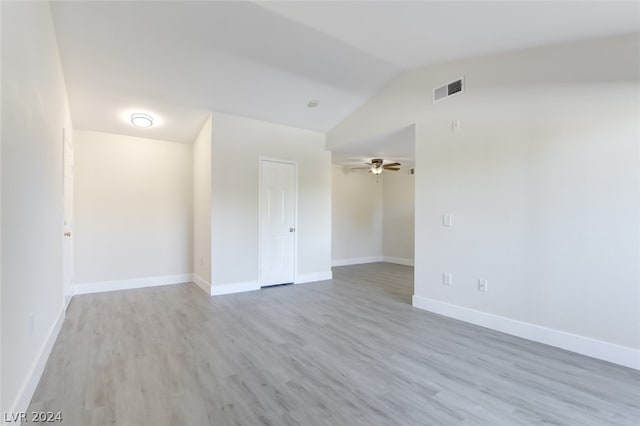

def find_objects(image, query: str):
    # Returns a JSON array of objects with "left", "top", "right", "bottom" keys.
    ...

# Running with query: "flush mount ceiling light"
[
  {"left": 307, "top": 100, "right": 319, "bottom": 108},
  {"left": 130, "top": 113, "right": 153, "bottom": 128}
]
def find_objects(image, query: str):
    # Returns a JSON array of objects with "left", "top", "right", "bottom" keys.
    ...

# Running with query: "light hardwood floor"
[{"left": 28, "top": 263, "right": 639, "bottom": 425}]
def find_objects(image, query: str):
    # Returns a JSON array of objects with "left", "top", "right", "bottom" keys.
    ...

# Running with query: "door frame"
[
  {"left": 258, "top": 157, "right": 298, "bottom": 287},
  {"left": 62, "top": 127, "right": 74, "bottom": 309}
]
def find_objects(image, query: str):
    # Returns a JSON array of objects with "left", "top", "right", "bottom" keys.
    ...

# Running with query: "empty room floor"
[{"left": 28, "top": 263, "right": 639, "bottom": 425}]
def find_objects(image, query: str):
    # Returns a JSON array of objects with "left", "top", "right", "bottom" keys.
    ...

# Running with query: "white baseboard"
[
  {"left": 209, "top": 272, "right": 333, "bottom": 295},
  {"left": 412, "top": 295, "right": 640, "bottom": 370},
  {"left": 332, "top": 256, "right": 414, "bottom": 267},
  {"left": 10, "top": 305, "right": 65, "bottom": 416},
  {"left": 295, "top": 271, "right": 333, "bottom": 284},
  {"left": 332, "top": 256, "right": 384, "bottom": 267},
  {"left": 211, "top": 281, "right": 260, "bottom": 296},
  {"left": 383, "top": 256, "right": 414, "bottom": 266},
  {"left": 63, "top": 287, "right": 73, "bottom": 311},
  {"left": 74, "top": 273, "right": 192, "bottom": 295},
  {"left": 191, "top": 273, "right": 212, "bottom": 295}
]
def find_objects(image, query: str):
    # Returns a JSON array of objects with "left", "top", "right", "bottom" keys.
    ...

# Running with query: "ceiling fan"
[{"left": 351, "top": 158, "right": 401, "bottom": 182}]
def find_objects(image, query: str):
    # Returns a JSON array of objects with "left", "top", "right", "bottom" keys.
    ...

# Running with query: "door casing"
[{"left": 62, "top": 128, "right": 74, "bottom": 308}]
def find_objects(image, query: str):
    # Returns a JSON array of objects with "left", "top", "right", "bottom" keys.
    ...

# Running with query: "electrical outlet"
[
  {"left": 443, "top": 273, "right": 453, "bottom": 286},
  {"left": 443, "top": 214, "right": 452, "bottom": 227},
  {"left": 478, "top": 279, "right": 488, "bottom": 292},
  {"left": 451, "top": 119, "right": 461, "bottom": 132}
]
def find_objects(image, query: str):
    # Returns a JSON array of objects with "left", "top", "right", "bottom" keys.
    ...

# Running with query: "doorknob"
[
  {"left": 64, "top": 232, "right": 71, "bottom": 237},
  {"left": 289, "top": 227, "right": 295, "bottom": 232}
]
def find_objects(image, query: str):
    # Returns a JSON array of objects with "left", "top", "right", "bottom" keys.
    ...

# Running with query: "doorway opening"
[{"left": 329, "top": 124, "right": 416, "bottom": 303}]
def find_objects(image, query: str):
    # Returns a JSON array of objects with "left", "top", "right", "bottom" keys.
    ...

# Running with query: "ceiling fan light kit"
[{"left": 351, "top": 158, "right": 402, "bottom": 182}]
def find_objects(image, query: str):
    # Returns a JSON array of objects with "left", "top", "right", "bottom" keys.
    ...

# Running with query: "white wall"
[
  {"left": 192, "top": 115, "right": 213, "bottom": 289},
  {"left": 328, "top": 34, "right": 640, "bottom": 368},
  {"left": 74, "top": 130, "right": 193, "bottom": 288},
  {"left": 382, "top": 168, "right": 415, "bottom": 264},
  {"left": 1, "top": 1, "right": 73, "bottom": 412},
  {"left": 331, "top": 164, "right": 414, "bottom": 267},
  {"left": 331, "top": 166, "right": 383, "bottom": 265},
  {"left": 1, "top": 0, "right": 4, "bottom": 413},
  {"left": 210, "top": 113, "right": 331, "bottom": 289}
]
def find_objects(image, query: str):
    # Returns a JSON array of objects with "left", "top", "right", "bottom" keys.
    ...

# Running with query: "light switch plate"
[{"left": 443, "top": 273, "right": 453, "bottom": 286}]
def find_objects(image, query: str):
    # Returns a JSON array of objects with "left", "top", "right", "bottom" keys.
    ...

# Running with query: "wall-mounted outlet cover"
[{"left": 478, "top": 279, "right": 488, "bottom": 292}]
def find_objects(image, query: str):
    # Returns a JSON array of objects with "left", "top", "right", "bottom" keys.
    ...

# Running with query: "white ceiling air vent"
[{"left": 433, "top": 77, "right": 464, "bottom": 103}]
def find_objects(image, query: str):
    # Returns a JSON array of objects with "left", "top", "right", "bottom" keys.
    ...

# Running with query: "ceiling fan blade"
[
  {"left": 383, "top": 167, "right": 401, "bottom": 171},
  {"left": 384, "top": 162, "right": 401, "bottom": 167},
  {"left": 350, "top": 167, "right": 371, "bottom": 170}
]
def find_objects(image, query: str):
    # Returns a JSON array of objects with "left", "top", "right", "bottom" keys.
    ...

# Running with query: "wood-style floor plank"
[{"left": 27, "top": 263, "right": 639, "bottom": 425}]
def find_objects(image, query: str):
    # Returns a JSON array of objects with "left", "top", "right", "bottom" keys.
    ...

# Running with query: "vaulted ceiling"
[{"left": 50, "top": 1, "right": 640, "bottom": 143}]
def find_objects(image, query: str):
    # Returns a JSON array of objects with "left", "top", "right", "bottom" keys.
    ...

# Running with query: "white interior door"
[
  {"left": 259, "top": 159, "right": 296, "bottom": 286},
  {"left": 63, "top": 129, "right": 74, "bottom": 308}
]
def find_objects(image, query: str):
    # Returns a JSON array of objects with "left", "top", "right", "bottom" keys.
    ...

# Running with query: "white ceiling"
[
  {"left": 261, "top": 1, "right": 640, "bottom": 69},
  {"left": 331, "top": 125, "right": 415, "bottom": 166},
  {"left": 50, "top": 1, "right": 640, "bottom": 144}
]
